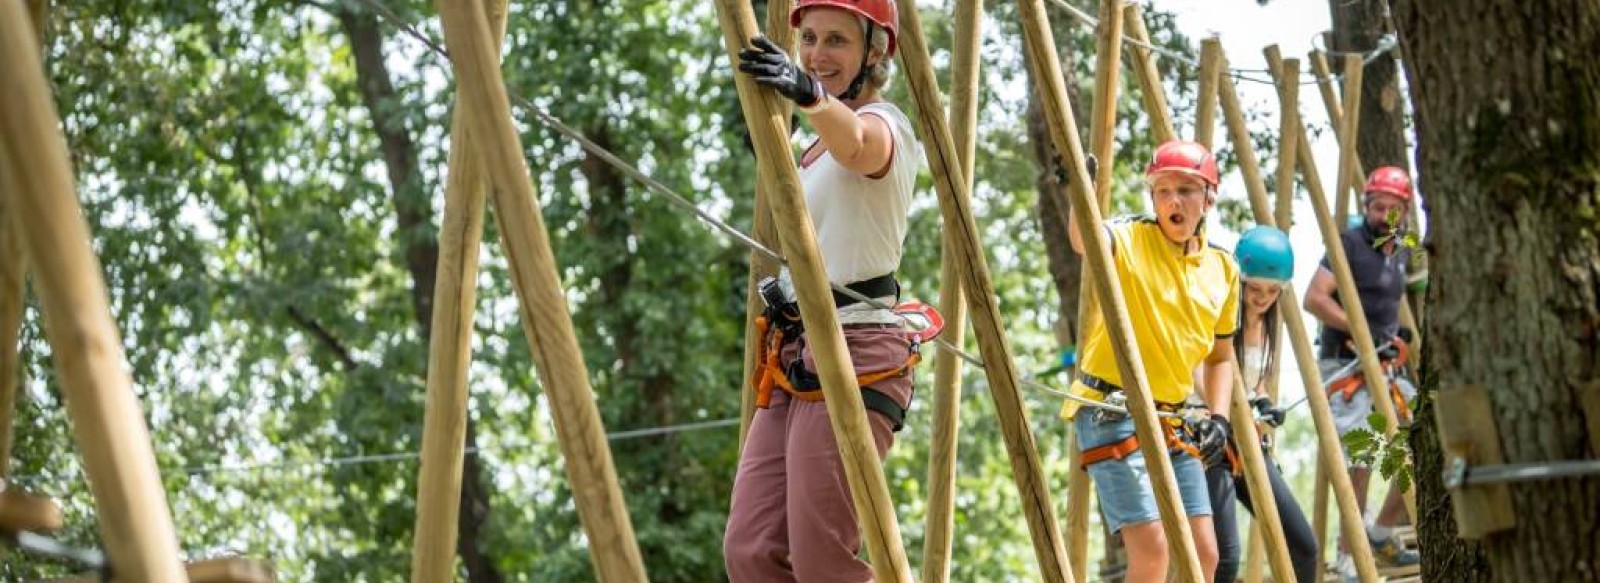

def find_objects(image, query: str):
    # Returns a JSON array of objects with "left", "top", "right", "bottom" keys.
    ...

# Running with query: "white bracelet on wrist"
[{"left": 799, "top": 95, "right": 830, "bottom": 115}]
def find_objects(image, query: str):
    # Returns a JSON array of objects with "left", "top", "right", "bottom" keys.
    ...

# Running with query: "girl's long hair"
[{"left": 1234, "top": 280, "right": 1281, "bottom": 395}]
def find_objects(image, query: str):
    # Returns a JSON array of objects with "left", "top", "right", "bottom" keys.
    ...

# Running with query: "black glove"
[
  {"left": 1051, "top": 152, "right": 1098, "bottom": 186},
  {"left": 1190, "top": 413, "right": 1234, "bottom": 469},
  {"left": 738, "top": 36, "right": 824, "bottom": 109},
  {"left": 1250, "top": 395, "right": 1286, "bottom": 428}
]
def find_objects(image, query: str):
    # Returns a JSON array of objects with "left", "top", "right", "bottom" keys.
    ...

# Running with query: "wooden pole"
[
  {"left": 920, "top": 0, "right": 981, "bottom": 579},
  {"left": 1194, "top": 36, "right": 1222, "bottom": 149},
  {"left": 737, "top": 0, "right": 792, "bottom": 451},
  {"left": 433, "top": 1, "right": 646, "bottom": 579},
  {"left": 1018, "top": 0, "right": 1204, "bottom": 581},
  {"left": 895, "top": 1, "right": 1077, "bottom": 579},
  {"left": 1307, "top": 50, "right": 1364, "bottom": 196},
  {"left": 0, "top": 184, "right": 20, "bottom": 478},
  {"left": 713, "top": 3, "right": 913, "bottom": 581},
  {"left": 1122, "top": 4, "right": 1176, "bottom": 143},
  {"left": 1332, "top": 55, "right": 1364, "bottom": 230},
  {"left": 1229, "top": 363, "right": 1297, "bottom": 582},
  {"left": 0, "top": 4, "right": 187, "bottom": 580},
  {"left": 1306, "top": 50, "right": 1426, "bottom": 368},
  {"left": 409, "top": 0, "right": 507, "bottom": 580},
  {"left": 1312, "top": 454, "right": 1330, "bottom": 582},
  {"left": 1227, "top": 49, "right": 1383, "bottom": 583},
  {"left": 1067, "top": 1, "right": 1125, "bottom": 579},
  {"left": 1272, "top": 55, "right": 1300, "bottom": 231},
  {"left": 0, "top": 0, "right": 51, "bottom": 486},
  {"left": 1242, "top": 526, "right": 1266, "bottom": 583}
]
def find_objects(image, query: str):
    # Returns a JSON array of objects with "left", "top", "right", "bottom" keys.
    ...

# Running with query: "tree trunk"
[
  {"left": 1328, "top": 0, "right": 1408, "bottom": 172},
  {"left": 1393, "top": 1, "right": 1600, "bottom": 581},
  {"left": 338, "top": 7, "right": 503, "bottom": 582},
  {"left": 1022, "top": 14, "right": 1088, "bottom": 347}
]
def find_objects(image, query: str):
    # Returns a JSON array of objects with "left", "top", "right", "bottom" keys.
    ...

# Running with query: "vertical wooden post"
[
  {"left": 921, "top": 0, "right": 981, "bottom": 580},
  {"left": 409, "top": 0, "right": 507, "bottom": 580},
  {"left": 0, "top": 4, "right": 187, "bottom": 580},
  {"left": 1224, "top": 50, "right": 1382, "bottom": 583},
  {"left": 433, "top": 1, "right": 647, "bottom": 579},
  {"left": 895, "top": 0, "right": 1077, "bottom": 579},
  {"left": 737, "top": 0, "right": 792, "bottom": 451},
  {"left": 1306, "top": 50, "right": 1425, "bottom": 367},
  {"left": 713, "top": 2, "right": 913, "bottom": 581},
  {"left": 1307, "top": 51, "right": 1365, "bottom": 197},
  {"left": 1242, "top": 526, "right": 1266, "bottom": 583},
  {"left": 1019, "top": 0, "right": 1203, "bottom": 580},
  {"left": 1229, "top": 365, "right": 1297, "bottom": 582},
  {"left": 1332, "top": 55, "right": 1364, "bottom": 230},
  {"left": 1068, "top": 2, "right": 1124, "bottom": 579},
  {"left": 1122, "top": 4, "right": 1176, "bottom": 143},
  {"left": 0, "top": 178, "right": 21, "bottom": 478},
  {"left": 1312, "top": 456, "right": 1330, "bottom": 582},
  {"left": 1194, "top": 36, "right": 1222, "bottom": 149},
  {"left": 1271, "top": 54, "right": 1300, "bottom": 231},
  {"left": 0, "top": 0, "right": 50, "bottom": 485}
]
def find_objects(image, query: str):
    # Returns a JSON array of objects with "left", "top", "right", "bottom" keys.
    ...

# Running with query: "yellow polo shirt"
[{"left": 1062, "top": 217, "right": 1239, "bottom": 417}]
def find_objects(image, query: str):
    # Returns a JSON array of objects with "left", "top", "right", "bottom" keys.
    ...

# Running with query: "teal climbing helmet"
[{"left": 1235, "top": 226, "right": 1294, "bottom": 283}]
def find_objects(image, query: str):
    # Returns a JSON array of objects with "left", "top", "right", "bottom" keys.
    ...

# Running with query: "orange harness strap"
[
  {"left": 1079, "top": 419, "right": 1201, "bottom": 470},
  {"left": 750, "top": 318, "right": 921, "bottom": 407}
]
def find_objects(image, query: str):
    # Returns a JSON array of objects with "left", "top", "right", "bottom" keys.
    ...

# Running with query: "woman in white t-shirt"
[
  {"left": 1207, "top": 226, "right": 1319, "bottom": 583},
  {"left": 724, "top": 0, "right": 924, "bottom": 579}
]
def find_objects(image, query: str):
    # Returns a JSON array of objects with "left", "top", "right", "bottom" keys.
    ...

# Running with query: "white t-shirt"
[
  {"left": 783, "top": 101, "right": 924, "bottom": 325},
  {"left": 1240, "top": 343, "right": 1268, "bottom": 392}
]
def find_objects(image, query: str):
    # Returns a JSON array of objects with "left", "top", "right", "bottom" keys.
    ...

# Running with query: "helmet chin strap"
[{"left": 837, "top": 21, "right": 875, "bottom": 101}]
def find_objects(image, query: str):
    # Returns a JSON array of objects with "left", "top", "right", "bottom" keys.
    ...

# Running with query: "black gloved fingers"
[
  {"left": 750, "top": 35, "right": 786, "bottom": 55},
  {"left": 1086, "top": 154, "right": 1099, "bottom": 179}
]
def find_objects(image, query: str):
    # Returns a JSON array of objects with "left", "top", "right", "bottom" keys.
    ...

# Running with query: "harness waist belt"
[
  {"left": 1078, "top": 373, "right": 1185, "bottom": 412},
  {"left": 833, "top": 274, "right": 898, "bottom": 308}
]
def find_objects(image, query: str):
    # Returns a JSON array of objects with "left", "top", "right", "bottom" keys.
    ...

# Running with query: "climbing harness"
[
  {"left": 1074, "top": 375, "right": 1207, "bottom": 469},
  {"left": 1325, "top": 335, "right": 1414, "bottom": 423},
  {"left": 750, "top": 275, "right": 943, "bottom": 432}
]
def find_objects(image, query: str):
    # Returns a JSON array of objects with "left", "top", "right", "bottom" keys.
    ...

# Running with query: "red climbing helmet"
[
  {"left": 1146, "top": 140, "right": 1220, "bottom": 189},
  {"left": 790, "top": 0, "right": 899, "bottom": 58},
  {"left": 1363, "top": 166, "right": 1413, "bottom": 200}
]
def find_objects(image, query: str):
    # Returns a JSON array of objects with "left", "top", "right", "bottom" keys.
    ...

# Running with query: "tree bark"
[
  {"left": 337, "top": 7, "right": 502, "bottom": 582},
  {"left": 1394, "top": 1, "right": 1600, "bottom": 580},
  {"left": 1328, "top": 0, "right": 1408, "bottom": 172},
  {"left": 1022, "top": 15, "right": 1087, "bottom": 346}
]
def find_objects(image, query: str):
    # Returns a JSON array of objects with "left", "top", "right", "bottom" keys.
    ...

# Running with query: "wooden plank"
[
  {"left": 0, "top": 5, "right": 187, "bottom": 580},
  {"left": 432, "top": 0, "right": 646, "bottom": 579},
  {"left": 920, "top": 0, "right": 981, "bottom": 579},
  {"left": 712, "top": 2, "right": 913, "bottom": 581},
  {"left": 1271, "top": 54, "right": 1300, "bottom": 231},
  {"left": 409, "top": 0, "right": 507, "bottom": 580},
  {"left": 1435, "top": 385, "right": 1516, "bottom": 538}
]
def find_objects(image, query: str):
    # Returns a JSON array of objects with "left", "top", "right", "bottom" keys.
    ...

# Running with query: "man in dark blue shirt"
[{"left": 1304, "top": 166, "right": 1420, "bottom": 575}]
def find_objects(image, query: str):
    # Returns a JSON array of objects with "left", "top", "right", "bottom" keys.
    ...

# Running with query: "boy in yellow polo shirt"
[{"left": 1065, "top": 140, "right": 1239, "bottom": 583}]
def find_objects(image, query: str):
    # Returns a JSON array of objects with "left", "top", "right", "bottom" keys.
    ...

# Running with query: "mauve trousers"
[{"left": 724, "top": 325, "right": 914, "bottom": 582}]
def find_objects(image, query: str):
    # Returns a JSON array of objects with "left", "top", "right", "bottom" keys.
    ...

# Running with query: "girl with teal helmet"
[
  {"left": 1235, "top": 225, "right": 1295, "bottom": 284},
  {"left": 1206, "top": 224, "right": 1320, "bottom": 583}
]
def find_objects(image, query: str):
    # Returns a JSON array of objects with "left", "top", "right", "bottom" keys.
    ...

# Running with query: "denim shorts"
[{"left": 1075, "top": 413, "right": 1212, "bottom": 533}]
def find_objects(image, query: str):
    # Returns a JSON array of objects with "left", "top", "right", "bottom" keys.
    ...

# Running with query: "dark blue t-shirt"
[{"left": 1318, "top": 225, "right": 1409, "bottom": 358}]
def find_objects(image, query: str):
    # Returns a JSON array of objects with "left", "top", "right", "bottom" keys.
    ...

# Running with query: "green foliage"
[{"left": 1342, "top": 412, "right": 1414, "bottom": 493}]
